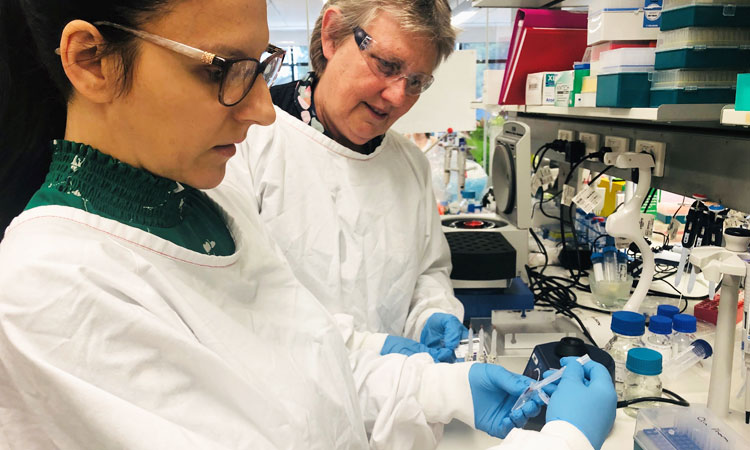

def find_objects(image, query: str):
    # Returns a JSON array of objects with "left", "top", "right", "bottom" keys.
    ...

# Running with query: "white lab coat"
[
  {"left": 232, "top": 107, "right": 464, "bottom": 339},
  {"left": 0, "top": 172, "right": 592, "bottom": 450}
]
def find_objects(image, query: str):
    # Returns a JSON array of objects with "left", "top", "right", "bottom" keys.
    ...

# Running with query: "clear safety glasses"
[
  {"left": 93, "top": 21, "right": 286, "bottom": 107},
  {"left": 352, "top": 26, "right": 434, "bottom": 96}
]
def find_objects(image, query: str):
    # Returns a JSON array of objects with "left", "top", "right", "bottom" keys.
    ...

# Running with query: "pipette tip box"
[{"left": 634, "top": 405, "right": 748, "bottom": 450}]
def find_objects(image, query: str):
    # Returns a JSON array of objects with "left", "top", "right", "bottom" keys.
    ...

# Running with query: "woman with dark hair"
[{"left": 0, "top": 0, "right": 616, "bottom": 449}]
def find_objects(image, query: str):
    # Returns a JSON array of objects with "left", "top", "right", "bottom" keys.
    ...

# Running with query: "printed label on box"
[{"left": 643, "top": 0, "right": 662, "bottom": 28}]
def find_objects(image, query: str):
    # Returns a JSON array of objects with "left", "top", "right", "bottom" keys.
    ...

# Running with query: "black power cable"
[{"left": 617, "top": 388, "right": 690, "bottom": 408}]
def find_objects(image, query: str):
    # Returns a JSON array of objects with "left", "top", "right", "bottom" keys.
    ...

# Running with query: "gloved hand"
[
  {"left": 545, "top": 357, "right": 617, "bottom": 450},
  {"left": 468, "top": 363, "right": 548, "bottom": 438},
  {"left": 381, "top": 335, "right": 456, "bottom": 363},
  {"left": 420, "top": 313, "right": 468, "bottom": 353}
]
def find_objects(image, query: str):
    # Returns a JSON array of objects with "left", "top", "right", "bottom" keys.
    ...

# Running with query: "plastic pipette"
[{"left": 511, "top": 354, "right": 591, "bottom": 412}]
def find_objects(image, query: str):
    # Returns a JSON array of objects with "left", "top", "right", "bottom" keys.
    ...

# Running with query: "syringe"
[{"left": 511, "top": 354, "right": 591, "bottom": 412}]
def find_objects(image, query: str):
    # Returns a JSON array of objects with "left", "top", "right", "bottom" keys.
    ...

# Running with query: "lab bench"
[{"left": 437, "top": 266, "right": 750, "bottom": 449}]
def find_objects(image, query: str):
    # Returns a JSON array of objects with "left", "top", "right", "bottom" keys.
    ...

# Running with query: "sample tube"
[
  {"left": 590, "top": 252, "right": 604, "bottom": 282},
  {"left": 616, "top": 251, "right": 628, "bottom": 281},
  {"left": 662, "top": 339, "right": 712, "bottom": 380},
  {"left": 602, "top": 245, "right": 618, "bottom": 281}
]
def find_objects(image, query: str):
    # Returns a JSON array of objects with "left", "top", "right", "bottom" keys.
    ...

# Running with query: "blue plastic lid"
[
  {"left": 574, "top": 63, "right": 590, "bottom": 70},
  {"left": 585, "top": 213, "right": 595, "bottom": 219},
  {"left": 626, "top": 347, "right": 662, "bottom": 376},
  {"left": 708, "top": 205, "right": 724, "bottom": 211},
  {"left": 461, "top": 190, "right": 476, "bottom": 199},
  {"left": 691, "top": 339, "right": 712, "bottom": 358},
  {"left": 603, "top": 245, "right": 617, "bottom": 254},
  {"left": 648, "top": 315, "right": 672, "bottom": 335},
  {"left": 616, "top": 251, "right": 628, "bottom": 262},
  {"left": 591, "top": 252, "right": 604, "bottom": 263},
  {"left": 672, "top": 314, "right": 697, "bottom": 333},
  {"left": 611, "top": 311, "right": 645, "bottom": 336},
  {"left": 656, "top": 304, "right": 679, "bottom": 319},
  {"left": 605, "top": 236, "right": 615, "bottom": 246}
]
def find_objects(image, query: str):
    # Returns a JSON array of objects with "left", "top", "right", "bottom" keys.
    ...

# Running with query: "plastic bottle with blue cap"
[
  {"left": 656, "top": 304, "right": 679, "bottom": 320},
  {"left": 671, "top": 313, "right": 698, "bottom": 354},
  {"left": 603, "top": 311, "right": 646, "bottom": 398},
  {"left": 623, "top": 347, "right": 663, "bottom": 418},
  {"left": 646, "top": 315, "right": 673, "bottom": 362},
  {"left": 590, "top": 252, "right": 604, "bottom": 281},
  {"left": 663, "top": 338, "right": 712, "bottom": 381}
]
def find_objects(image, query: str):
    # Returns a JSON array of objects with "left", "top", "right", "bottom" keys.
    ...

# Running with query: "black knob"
[{"left": 554, "top": 337, "right": 588, "bottom": 358}]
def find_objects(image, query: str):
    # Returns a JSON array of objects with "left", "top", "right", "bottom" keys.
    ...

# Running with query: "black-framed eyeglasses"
[
  {"left": 352, "top": 26, "right": 434, "bottom": 96},
  {"left": 91, "top": 21, "right": 286, "bottom": 107}
]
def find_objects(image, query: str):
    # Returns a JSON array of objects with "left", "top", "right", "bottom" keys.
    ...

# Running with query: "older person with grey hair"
[{"left": 232, "top": 0, "right": 467, "bottom": 361}]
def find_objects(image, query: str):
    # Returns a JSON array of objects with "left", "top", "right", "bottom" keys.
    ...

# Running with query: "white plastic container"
[
  {"left": 525, "top": 72, "right": 560, "bottom": 106},
  {"left": 599, "top": 48, "right": 656, "bottom": 74},
  {"left": 634, "top": 405, "right": 747, "bottom": 450},
  {"left": 588, "top": 0, "right": 662, "bottom": 46}
]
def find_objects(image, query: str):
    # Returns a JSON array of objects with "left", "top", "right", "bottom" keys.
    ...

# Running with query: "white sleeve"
[
  {"left": 336, "top": 314, "right": 477, "bottom": 450},
  {"left": 491, "top": 421, "right": 594, "bottom": 450},
  {"left": 402, "top": 142, "right": 464, "bottom": 341}
]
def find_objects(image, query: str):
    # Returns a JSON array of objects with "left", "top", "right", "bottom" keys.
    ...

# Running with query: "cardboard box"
[
  {"left": 555, "top": 70, "right": 575, "bottom": 107},
  {"left": 526, "top": 72, "right": 560, "bottom": 105}
]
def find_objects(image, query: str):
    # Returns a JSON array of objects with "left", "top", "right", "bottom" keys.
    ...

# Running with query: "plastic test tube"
[
  {"left": 590, "top": 252, "right": 604, "bottom": 282},
  {"left": 662, "top": 339, "right": 712, "bottom": 380},
  {"left": 511, "top": 354, "right": 592, "bottom": 412},
  {"left": 466, "top": 328, "right": 474, "bottom": 362},
  {"left": 602, "top": 246, "right": 618, "bottom": 281}
]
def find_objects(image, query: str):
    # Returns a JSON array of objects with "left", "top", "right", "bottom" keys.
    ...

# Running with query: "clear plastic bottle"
[
  {"left": 671, "top": 313, "right": 698, "bottom": 355},
  {"left": 656, "top": 304, "right": 679, "bottom": 320},
  {"left": 590, "top": 252, "right": 604, "bottom": 282},
  {"left": 623, "top": 347, "right": 663, "bottom": 418},
  {"left": 663, "top": 339, "right": 712, "bottom": 380},
  {"left": 616, "top": 251, "right": 628, "bottom": 281},
  {"left": 646, "top": 315, "right": 673, "bottom": 363},
  {"left": 603, "top": 311, "right": 646, "bottom": 398},
  {"left": 460, "top": 190, "right": 477, "bottom": 214}
]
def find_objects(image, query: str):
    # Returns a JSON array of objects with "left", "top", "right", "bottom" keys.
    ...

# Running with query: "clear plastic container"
[
  {"left": 623, "top": 347, "right": 663, "bottom": 419},
  {"left": 656, "top": 27, "right": 750, "bottom": 51},
  {"left": 646, "top": 315, "right": 673, "bottom": 363},
  {"left": 650, "top": 68, "right": 740, "bottom": 89},
  {"left": 662, "top": 338, "right": 712, "bottom": 380},
  {"left": 599, "top": 48, "right": 656, "bottom": 74},
  {"left": 634, "top": 405, "right": 746, "bottom": 450},
  {"left": 602, "top": 245, "right": 618, "bottom": 281},
  {"left": 603, "top": 311, "right": 646, "bottom": 398},
  {"left": 671, "top": 313, "right": 698, "bottom": 354},
  {"left": 590, "top": 275, "right": 633, "bottom": 309}
]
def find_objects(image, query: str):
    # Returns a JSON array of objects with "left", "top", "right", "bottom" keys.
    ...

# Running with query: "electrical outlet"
[
  {"left": 635, "top": 139, "right": 667, "bottom": 177},
  {"left": 578, "top": 132, "right": 600, "bottom": 155},
  {"left": 604, "top": 136, "right": 630, "bottom": 153},
  {"left": 557, "top": 129, "right": 576, "bottom": 141}
]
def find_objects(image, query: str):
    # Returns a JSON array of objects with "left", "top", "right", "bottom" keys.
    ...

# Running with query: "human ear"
[
  {"left": 320, "top": 7, "right": 344, "bottom": 60},
  {"left": 58, "top": 20, "right": 119, "bottom": 103}
]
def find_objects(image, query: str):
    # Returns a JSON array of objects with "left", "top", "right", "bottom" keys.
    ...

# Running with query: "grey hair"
[{"left": 309, "top": 0, "right": 457, "bottom": 75}]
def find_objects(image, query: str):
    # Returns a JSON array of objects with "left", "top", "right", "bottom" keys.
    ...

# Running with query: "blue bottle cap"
[
  {"left": 656, "top": 304, "right": 679, "bottom": 319},
  {"left": 610, "top": 311, "right": 645, "bottom": 336},
  {"left": 605, "top": 236, "right": 615, "bottom": 246},
  {"left": 603, "top": 245, "right": 617, "bottom": 254},
  {"left": 626, "top": 347, "right": 662, "bottom": 375},
  {"left": 672, "top": 314, "right": 697, "bottom": 333},
  {"left": 691, "top": 339, "right": 712, "bottom": 358},
  {"left": 616, "top": 251, "right": 628, "bottom": 263},
  {"left": 708, "top": 205, "right": 724, "bottom": 212},
  {"left": 591, "top": 252, "right": 604, "bottom": 263},
  {"left": 585, "top": 213, "right": 595, "bottom": 219},
  {"left": 462, "top": 191, "right": 475, "bottom": 199},
  {"left": 648, "top": 315, "right": 672, "bottom": 335}
]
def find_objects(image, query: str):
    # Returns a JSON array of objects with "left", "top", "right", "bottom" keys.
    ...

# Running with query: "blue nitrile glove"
[
  {"left": 420, "top": 313, "right": 468, "bottom": 352},
  {"left": 545, "top": 357, "right": 617, "bottom": 450},
  {"left": 381, "top": 335, "right": 456, "bottom": 363},
  {"left": 468, "top": 363, "right": 549, "bottom": 438}
]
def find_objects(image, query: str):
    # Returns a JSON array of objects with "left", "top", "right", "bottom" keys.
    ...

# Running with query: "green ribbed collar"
[{"left": 42, "top": 140, "right": 192, "bottom": 228}]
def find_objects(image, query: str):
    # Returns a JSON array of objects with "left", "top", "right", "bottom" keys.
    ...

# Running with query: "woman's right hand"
[{"left": 545, "top": 358, "right": 617, "bottom": 450}]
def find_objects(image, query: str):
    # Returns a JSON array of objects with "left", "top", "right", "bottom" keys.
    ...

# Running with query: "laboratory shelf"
[
  {"left": 503, "top": 104, "right": 726, "bottom": 123},
  {"left": 721, "top": 105, "right": 750, "bottom": 127},
  {"left": 471, "top": 0, "right": 589, "bottom": 7}
]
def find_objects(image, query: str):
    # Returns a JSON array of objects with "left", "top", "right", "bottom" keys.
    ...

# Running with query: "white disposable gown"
[
  {"left": 0, "top": 170, "right": 591, "bottom": 450},
  {"left": 233, "top": 107, "right": 464, "bottom": 339}
]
